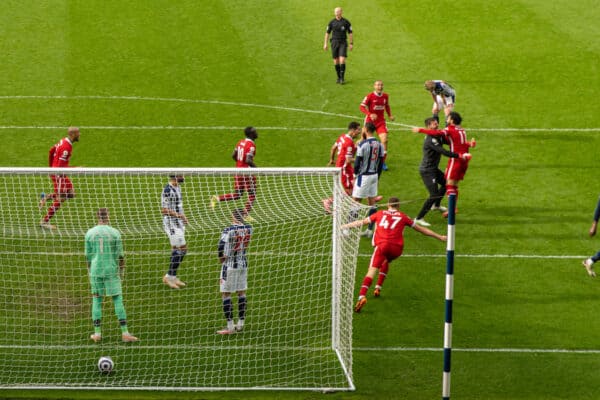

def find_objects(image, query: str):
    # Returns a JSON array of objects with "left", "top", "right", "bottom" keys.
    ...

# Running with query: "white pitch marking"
[
  {"left": 355, "top": 347, "right": 600, "bottom": 354},
  {"left": 0, "top": 95, "right": 598, "bottom": 131},
  {"left": 0, "top": 344, "right": 598, "bottom": 354},
  {"left": 0, "top": 250, "right": 589, "bottom": 259}
]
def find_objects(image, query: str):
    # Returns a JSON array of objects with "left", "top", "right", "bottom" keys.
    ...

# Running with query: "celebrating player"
[
  {"left": 86, "top": 208, "right": 138, "bottom": 343},
  {"left": 217, "top": 209, "right": 253, "bottom": 335},
  {"left": 322, "top": 121, "right": 361, "bottom": 213},
  {"left": 424, "top": 80, "right": 456, "bottom": 123},
  {"left": 352, "top": 122, "right": 385, "bottom": 238},
  {"left": 414, "top": 117, "right": 467, "bottom": 227},
  {"left": 412, "top": 111, "right": 475, "bottom": 212},
  {"left": 323, "top": 7, "right": 353, "bottom": 84},
  {"left": 360, "top": 80, "right": 395, "bottom": 171},
  {"left": 161, "top": 174, "right": 188, "bottom": 289},
  {"left": 341, "top": 197, "right": 447, "bottom": 312},
  {"left": 39, "top": 127, "right": 80, "bottom": 230},
  {"left": 211, "top": 127, "right": 258, "bottom": 222}
]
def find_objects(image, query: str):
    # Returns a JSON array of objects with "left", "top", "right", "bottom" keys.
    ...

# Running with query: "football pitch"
[{"left": 1, "top": 0, "right": 600, "bottom": 399}]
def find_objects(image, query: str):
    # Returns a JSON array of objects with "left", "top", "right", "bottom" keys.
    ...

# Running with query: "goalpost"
[{"left": 0, "top": 167, "right": 364, "bottom": 391}]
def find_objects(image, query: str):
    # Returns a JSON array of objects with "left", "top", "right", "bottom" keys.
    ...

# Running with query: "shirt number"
[{"left": 379, "top": 215, "right": 401, "bottom": 230}]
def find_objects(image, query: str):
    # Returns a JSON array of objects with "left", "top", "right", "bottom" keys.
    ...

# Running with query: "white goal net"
[{"left": 0, "top": 167, "right": 362, "bottom": 391}]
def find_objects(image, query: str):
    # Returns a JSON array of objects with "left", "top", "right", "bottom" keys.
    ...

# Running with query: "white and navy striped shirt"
[
  {"left": 218, "top": 224, "right": 253, "bottom": 270},
  {"left": 354, "top": 137, "right": 385, "bottom": 176},
  {"left": 162, "top": 183, "right": 184, "bottom": 231},
  {"left": 432, "top": 80, "right": 455, "bottom": 98}
]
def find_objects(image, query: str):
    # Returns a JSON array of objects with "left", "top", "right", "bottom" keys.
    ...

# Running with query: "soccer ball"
[{"left": 97, "top": 356, "right": 114, "bottom": 373}]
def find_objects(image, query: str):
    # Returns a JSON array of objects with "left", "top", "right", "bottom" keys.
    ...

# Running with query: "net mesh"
[{"left": 0, "top": 167, "right": 362, "bottom": 391}]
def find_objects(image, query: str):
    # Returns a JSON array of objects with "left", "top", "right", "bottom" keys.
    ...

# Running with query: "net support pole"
[{"left": 442, "top": 193, "right": 456, "bottom": 400}]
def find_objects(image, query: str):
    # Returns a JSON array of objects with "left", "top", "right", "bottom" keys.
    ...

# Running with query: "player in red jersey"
[
  {"left": 211, "top": 127, "right": 258, "bottom": 221},
  {"left": 360, "top": 80, "right": 395, "bottom": 171},
  {"left": 412, "top": 112, "right": 475, "bottom": 211},
  {"left": 39, "top": 127, "right": 80, "bottom": 230},
  {"left": 322, "top": 122, "right": 361, "bottom": 213},
  {"left": 341, "top": 197, "right": 446, "bottom": 312}
]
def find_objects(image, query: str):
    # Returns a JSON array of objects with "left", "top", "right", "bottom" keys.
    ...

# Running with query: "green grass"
[{"left": 1, "top": 0, "right": 600, "bottom": 398}]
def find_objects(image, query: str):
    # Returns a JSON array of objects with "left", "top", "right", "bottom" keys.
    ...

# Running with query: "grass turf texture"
[{"left": 1, "top": 0, "right": 600, "bottom": 398}]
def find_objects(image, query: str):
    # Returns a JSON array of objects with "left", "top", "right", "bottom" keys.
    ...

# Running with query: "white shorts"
[
  {"left": 220, "top": 267, "right": 248, "bottom": 293},
  {"left": 164, "top": 226, "right": 186, "bottom": 247},
  {"left": 352, "top": 174, "right": 378, "bottom": 199},
  {"left": 434, "top": 95, "right": 455, "bottom": 111}
]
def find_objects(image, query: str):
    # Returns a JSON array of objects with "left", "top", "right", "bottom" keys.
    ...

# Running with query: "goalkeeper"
[{"left": 85, "top": 208, "right": 138, "bottom": 343}]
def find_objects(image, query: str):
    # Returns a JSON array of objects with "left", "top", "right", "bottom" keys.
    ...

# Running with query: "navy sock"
[
  {"left": 222, "top": 297, "right": 233, "bottom": 321},
  {"left": 168, "top": 249, "right": 186, "bottom": 276},
  {"left": 238, "top": 296, "right": 246, "bottom": 321}
]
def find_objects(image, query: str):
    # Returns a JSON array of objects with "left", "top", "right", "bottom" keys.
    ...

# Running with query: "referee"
[{"left": 323, "top": 7, "right": 353, "bottom": 84}]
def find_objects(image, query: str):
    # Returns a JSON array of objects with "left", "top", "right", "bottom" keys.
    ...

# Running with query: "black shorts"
[{"left": 330, "top": 41, "right": 348, "bottom": 59}]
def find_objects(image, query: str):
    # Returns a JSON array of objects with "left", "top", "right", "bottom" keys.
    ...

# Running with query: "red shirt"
[
  {"left": 418, "top": 125, "right": 470, "bottom": 156},
  {"left": 369, "top": 209, "right": 414, "bottom": 247},
  {"left": 334, "top": 133, "right": 356, "bottom": 168},
  {"left": 48, "top": 137, "right": 73, "bottom": 168},
  {"left": 360, "top": 92, "right": 391, "bottom": 123},
  {"left": 234, "top": 138, "right": 256, "bottom": 168}
]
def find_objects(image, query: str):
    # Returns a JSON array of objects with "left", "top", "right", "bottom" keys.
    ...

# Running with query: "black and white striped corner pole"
[{"left": 442, "top": 193, "right": 456, "bottom": 400}]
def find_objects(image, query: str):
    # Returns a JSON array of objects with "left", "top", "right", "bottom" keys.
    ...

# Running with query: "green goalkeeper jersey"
[{"left": 85, "top": 224, "right": 124, "bottom": 277}]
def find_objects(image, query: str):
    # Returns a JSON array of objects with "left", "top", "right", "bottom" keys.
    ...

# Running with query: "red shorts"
[
  {"left": 233, "top": 175, "right": 257, "bottom": 194},
  {"left": 445, "top": 158, "right": 469, "bottom": 181},
  {"left": 374, "top": 119, "right": 388, "bottom": 134},
  {"left": 340, "top": 167, "right": 354, "bottom": 193},
  {"left": 51, "top": 175, "right": 74, "bottom": 194},
  {"left": 364, "top": 117, "right": 388, "bottom": 134},
  {"left": 369, "top": 242, "right": 404, "bottom": 269}
]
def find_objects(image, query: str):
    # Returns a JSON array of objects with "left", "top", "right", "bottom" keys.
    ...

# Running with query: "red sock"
[
  {"left": 446, "top": 184, "right": 458, "bottom": 197},
  {"left": 359, "top": 276, "right": 373, "bottom": 297},
  {"left": 244, "top": 194, "right": 256, "bottom": 214},
  {"left": 44, "top": 200, "right": 62, "bottom": 222},
  {"left": 220, "top": 193, "right": 241, "bottom": 201},
  {"left": 377, "top": 261, "right": 389, "bottom": 287}
]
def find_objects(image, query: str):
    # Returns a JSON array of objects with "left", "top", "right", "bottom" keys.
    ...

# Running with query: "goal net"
[{"left": 0, "top": 167, "right": 364, "bottom": 391}]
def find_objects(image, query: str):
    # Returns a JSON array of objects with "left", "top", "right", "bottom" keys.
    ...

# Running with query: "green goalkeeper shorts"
[{"left": 89, "top": 274, "right": 123, "bottom": 297}]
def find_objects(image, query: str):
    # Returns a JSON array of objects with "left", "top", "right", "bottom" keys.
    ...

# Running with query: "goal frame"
[{"left": 0, "top": 167, "right": 357, "bottom": 392}]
